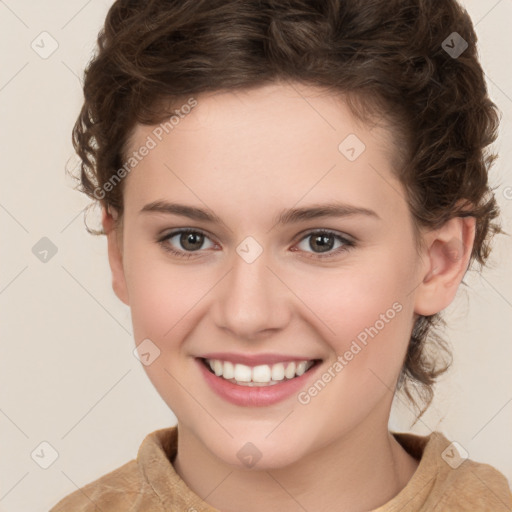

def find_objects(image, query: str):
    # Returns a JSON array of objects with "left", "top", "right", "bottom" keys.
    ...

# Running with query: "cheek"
[
  {"left": 123, "top": 250, "right": 208, "bottom": 414},
  {"left": 291, "top": 272, "right": 413, "bottom": 432},
  {"left": 124, "top": 244, "right": 206, "bottom": 341},
  {"left": 291, "top": 254, "right": 414, "bottom": 384},
  {"left": 297, "top": 261, "right": 407, "bottom": 333}
]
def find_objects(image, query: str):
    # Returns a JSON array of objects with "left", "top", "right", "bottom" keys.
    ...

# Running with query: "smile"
[{"left": 202, "top": 358, "right": 317, "bottom": 386}]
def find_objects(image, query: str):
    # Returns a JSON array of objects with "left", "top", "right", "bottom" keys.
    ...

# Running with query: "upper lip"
[{"left": 198, "top": 352, "right": 321, "bottom": 366}]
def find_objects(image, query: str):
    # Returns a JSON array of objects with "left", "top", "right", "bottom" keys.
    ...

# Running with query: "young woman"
[{"left": 50, "top": 0, "right": 511, "bottom": 510}]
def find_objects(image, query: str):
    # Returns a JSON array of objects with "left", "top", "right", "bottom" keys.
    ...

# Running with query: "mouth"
[{"left": 198, "top": 357, "right": 322, "bottom": 387}]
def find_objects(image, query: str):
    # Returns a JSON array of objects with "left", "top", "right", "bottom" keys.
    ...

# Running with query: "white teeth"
[
  {"left": 212, "top": 360, "right": 223, "bottom": 376},
  {"left": 204, "top": 358, "right": 315, "bottom": 385},
  {"left": 223, "top": 361, "right": 235, "bottom": 379},
  {"left": 295, "top": 361, "right": 307, "bottom": 376},
  {"left": 252, "top": 364, "right": 272, "bottom": 383},
  {"left": 271, "top": 363, "right": 285, "bottom": 381},
  {"left": 284, "top": 362, "right": 296, "bottom": 379},
  {"left": 234, "top": 363, "right": 252, "bottom": 382}
]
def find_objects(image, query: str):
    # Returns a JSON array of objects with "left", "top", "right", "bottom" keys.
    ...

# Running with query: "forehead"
[{"left": 123, "top": 82, "right": 407, "bottom": 222}]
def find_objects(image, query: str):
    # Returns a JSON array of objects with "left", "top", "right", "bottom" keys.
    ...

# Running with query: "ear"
[
  {"left": 102, "top": 205, "right": 130, "bottom": 306},
  {"left": 414, "top": 215, "right": 476, "bottom": 316}
]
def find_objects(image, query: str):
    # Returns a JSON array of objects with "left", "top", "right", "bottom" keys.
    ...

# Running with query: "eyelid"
[
  {"left": 292, "top": 227, "right": 355, "bottom": 243},
  {"left": 158, "top": 227, "right": 355, "bottom": 259},
  {"left": 158, "top": 227, "right": 218, "bottom": 248},
  {"left": 291, "top": 228, "right": 355, "bottom": 259},
  {"left": 159, "top": 226, "right": 355, "bottom": 244}
]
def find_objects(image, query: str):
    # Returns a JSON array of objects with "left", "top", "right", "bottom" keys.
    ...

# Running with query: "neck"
[{"left": 173, "top": 414, "right": 419, "bottom": 512}]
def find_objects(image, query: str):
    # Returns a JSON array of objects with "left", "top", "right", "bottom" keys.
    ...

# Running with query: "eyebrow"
[{"left": 140, "top": 200, "right": 380, "bottom": 225}]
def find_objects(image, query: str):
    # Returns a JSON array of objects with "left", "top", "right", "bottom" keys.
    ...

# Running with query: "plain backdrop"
[{"left": 0, "top": 1, "right": 511, "bottom": 511}]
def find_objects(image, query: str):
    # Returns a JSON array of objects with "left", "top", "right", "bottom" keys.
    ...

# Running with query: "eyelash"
[{"left": 157, "top": 228, "right": 355, "bottom": 260}]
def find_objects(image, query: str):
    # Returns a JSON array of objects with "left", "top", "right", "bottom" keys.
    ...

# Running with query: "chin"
[{"left": 205, "top": 431, "right": 313, "bottom": 471}]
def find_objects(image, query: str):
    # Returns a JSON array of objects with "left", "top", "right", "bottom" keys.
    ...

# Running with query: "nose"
[{"left": 212, "top": 245, "right": 291, "bottom": 341}]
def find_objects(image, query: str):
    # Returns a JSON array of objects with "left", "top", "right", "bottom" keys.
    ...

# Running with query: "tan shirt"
[{"left": 49, "top": 427, "right": 512, "bottom": 511}]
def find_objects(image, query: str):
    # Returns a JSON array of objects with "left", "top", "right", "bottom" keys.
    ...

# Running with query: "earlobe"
[
  {"left": 102, "top": 205, "right": 130, "bottom": 306},
  {"left": 414, "top": 216, "right": 476, "bottom": 316}
]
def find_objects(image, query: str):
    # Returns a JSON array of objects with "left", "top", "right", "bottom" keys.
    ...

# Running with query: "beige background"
[{"left": 0, "top": 1, "right": 511, "bottom": 510}]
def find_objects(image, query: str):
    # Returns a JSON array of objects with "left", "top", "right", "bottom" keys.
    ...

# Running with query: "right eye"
[{"left": 158, "top": 229, "right": 217, "bottom": 258}]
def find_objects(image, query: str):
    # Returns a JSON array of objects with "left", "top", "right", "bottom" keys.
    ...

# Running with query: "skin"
[{"left": 102, "top": 81, "right": 475, "bottom": 512}]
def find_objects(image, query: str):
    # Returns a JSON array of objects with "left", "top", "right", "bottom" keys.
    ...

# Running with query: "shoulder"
[
  {"left": 392, "top": 430, "right": 512, "bottom": 511},
  {"left": 49, "top": 427, "right": 179, "bottom": 512},
  {"left": 49, "top": 459, "right": 146, "bottom": 511},
  {"left": 432, "top": 452, "right": 512, "bottom": 510}
]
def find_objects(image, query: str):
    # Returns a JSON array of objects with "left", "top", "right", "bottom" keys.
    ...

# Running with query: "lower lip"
[{"left": 196, "top": 359, "right": 321, "bottom": 407}]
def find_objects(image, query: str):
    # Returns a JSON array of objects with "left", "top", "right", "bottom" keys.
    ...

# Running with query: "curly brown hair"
[{"left": 71, "top": 0, "right": 504, "bottom": 421}]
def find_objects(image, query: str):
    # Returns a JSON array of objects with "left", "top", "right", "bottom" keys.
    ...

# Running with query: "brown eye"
[
  {"left": 294, "top": 230, "right": 355, "bottom": 259},
  {"left": 308, "top": 233, "right": 336, "bottom": 253},
  {"left": 179, "top": 231, "right": 205, "bottom": 251},
  {"left": 158, "top": 229, "right": 216, "bottom": 258}
]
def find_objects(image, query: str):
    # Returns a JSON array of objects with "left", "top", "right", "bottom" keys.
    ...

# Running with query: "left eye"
[{"left": 293, "top": 230, "right": 354, "bottom": 258}]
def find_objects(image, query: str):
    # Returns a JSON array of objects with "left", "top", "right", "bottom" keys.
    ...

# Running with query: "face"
[{"left": 104, "top": 82, "right": 461, "bottom": 469}]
